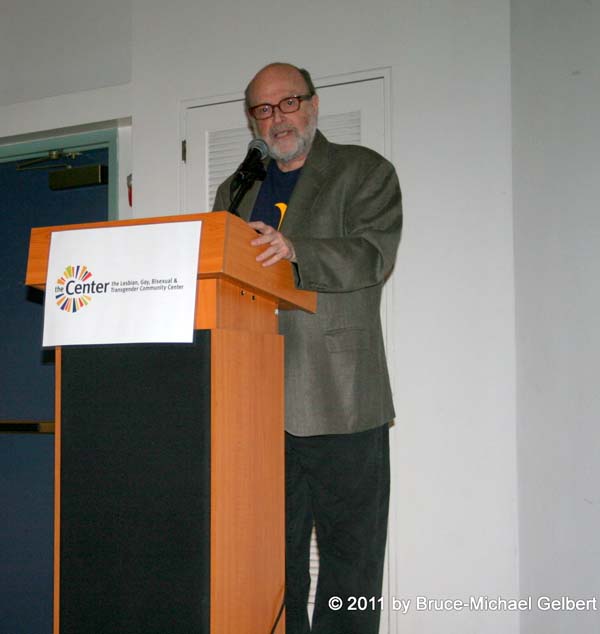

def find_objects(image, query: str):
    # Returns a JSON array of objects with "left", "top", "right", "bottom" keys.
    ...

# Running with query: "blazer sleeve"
[
  {"left": 292, "top": 157, "right": 402, "bottom": 293},
  {"left": 212, "top": 181, "right": 230, "bottom": 212}
]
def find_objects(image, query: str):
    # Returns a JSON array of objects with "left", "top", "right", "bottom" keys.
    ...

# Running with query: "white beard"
[{"left": 255, "top": 112, "right": 317, "bottom": 165}]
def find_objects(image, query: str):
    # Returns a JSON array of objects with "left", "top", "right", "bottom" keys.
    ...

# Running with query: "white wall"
[
  {"left": 0, "top": 0, "right": 132, "bottom": 135},
  {"left": 0, "top": 0, "right": 131, "bottom": 106},
  {"left": 512, "top": 1, "right": 600, "bottom": 632},
  {"left": 1, "top": 2, "right": 521, "bottom": 632},
  {"left": 0, "top": 86, "right": 131, "bottom": 140}
]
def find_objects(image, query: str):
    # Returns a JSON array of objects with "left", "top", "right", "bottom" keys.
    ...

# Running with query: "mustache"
[{"left": 269, "top": 124, "right": 298, "bottom": 139}]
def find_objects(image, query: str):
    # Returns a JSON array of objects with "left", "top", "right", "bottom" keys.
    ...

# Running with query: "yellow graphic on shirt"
[{"left": 275, "top": 203, "right": 287, "bottom": 230}]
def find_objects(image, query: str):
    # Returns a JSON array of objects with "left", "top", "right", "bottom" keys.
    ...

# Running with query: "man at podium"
[{"left": 214, "top": 62, "right": 402, "bottom": 634}]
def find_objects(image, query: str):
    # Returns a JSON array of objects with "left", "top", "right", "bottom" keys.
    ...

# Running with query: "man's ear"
[
  {"left": 246, "top": 112, "right": 258, "bottom": 137},
  {"left": 311, "top": 94, "right": 319, "bottom": 115}
]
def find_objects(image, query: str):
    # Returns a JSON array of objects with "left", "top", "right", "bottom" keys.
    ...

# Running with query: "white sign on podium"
[{"left": 43, "top": 221, "right": 202, "bottom": 347}]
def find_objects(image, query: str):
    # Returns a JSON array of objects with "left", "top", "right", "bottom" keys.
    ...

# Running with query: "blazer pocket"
[{"left": 324, "top": 327, "right": 370, "bottom": 353}]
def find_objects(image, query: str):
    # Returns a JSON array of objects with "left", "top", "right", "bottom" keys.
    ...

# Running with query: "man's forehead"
[{"left": 248, "top": 65, "right": 308, "bottom": 103}]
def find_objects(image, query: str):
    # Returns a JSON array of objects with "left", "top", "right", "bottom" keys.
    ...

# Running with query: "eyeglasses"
[{"left": 248, "top": 94, "right": 314, "bottom": 120}]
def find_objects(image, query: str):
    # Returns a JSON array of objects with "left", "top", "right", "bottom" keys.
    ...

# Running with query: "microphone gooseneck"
[{"left": 228, "top": 139, "right": 268, "bottom": 216}]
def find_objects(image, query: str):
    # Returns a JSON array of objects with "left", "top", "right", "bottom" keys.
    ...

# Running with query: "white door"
[{"left": 180, "top": 72, "right": 390, "bottom": 627}]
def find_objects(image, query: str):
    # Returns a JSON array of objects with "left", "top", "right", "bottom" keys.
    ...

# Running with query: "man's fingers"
[
  {"left": 256, "top": 245, "right": 278, "bottom": 262},
  {"left": 247, "top": 221, "right": 293, "bottom": 266},
  {"left": 249, "top": 222, "right": 275, "bottom": 246},
  {"left": 251, "top": 233, "right": 273, "bottom": 247},
  {"left": 261, "top": 255, "right": 281, "bottom": 267},
  {"left": 248, "top": 220, "right": 270, "bottom": 235}
]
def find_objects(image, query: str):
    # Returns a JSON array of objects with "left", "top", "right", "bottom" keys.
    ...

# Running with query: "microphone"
[
  {"left": 231, "top": 139, "right": 268, "bottom": 191},
  {"left": 228, "top": 139, "right": 268, "bottom": 215}
]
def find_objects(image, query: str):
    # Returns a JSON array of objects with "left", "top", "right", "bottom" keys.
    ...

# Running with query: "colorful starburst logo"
[{"left": 54, "top": 265, "right": 93, "bottom": 313}]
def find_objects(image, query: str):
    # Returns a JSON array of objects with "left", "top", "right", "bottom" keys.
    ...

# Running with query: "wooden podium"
[{"left": 25, "top": 211, "right": 316, "bottom": 634}]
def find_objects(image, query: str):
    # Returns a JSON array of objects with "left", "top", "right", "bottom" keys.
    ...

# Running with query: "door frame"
[{"left": 0, "top": 128, "right": 119, "bottom": 220}]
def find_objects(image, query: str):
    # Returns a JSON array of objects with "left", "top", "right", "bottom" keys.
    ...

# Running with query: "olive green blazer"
[{"left": 214, "top": 131, "right": 402, "bottom": 436}]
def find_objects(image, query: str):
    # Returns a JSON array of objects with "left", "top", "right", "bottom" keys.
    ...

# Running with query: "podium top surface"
[{"left": 25, "top": 211, "right": 316, "bottom": 313}]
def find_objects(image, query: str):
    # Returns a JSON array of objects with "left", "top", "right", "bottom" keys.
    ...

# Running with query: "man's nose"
[{"left": 272, "top": 106, "right": 286, "bottom": 123}]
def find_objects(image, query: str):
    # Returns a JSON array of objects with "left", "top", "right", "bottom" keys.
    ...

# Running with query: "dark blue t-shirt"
[{"left": 250, "top": 161, "right": 302, "bottom": 230}]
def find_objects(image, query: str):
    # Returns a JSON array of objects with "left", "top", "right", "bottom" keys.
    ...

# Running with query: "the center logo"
[{"left": 54, "top": 265, "right": 108, "bottom": 313}]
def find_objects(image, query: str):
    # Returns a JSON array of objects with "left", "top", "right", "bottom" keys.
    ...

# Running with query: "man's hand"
[{"left": 249, "top": 221, "right": 296, "bottom": 267}]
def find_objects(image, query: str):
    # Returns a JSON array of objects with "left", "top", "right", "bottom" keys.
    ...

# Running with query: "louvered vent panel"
[
  {"left": 207, "top": 127, "right": 251, "bottom": 209},
  {"left": 320, "top": 110, "right": 361, "bottom": 145}
]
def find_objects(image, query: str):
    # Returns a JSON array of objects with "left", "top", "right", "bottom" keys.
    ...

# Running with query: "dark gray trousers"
[{"left": 285, "top": 424, "right": 390, "bottom": 634}]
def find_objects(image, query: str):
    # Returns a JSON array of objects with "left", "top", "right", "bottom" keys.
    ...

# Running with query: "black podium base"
[{"left": 60, "top": 332, "right": 211, "bottom": 634}]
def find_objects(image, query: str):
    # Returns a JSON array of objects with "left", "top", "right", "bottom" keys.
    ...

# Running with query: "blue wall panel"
[{"left": 1, "top": 147, "right": 109, "bottom": 634}]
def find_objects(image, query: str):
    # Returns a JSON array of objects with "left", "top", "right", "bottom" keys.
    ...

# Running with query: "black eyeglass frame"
[{"left": 248, "top": 94, "right": 314, "bottom": 120}]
